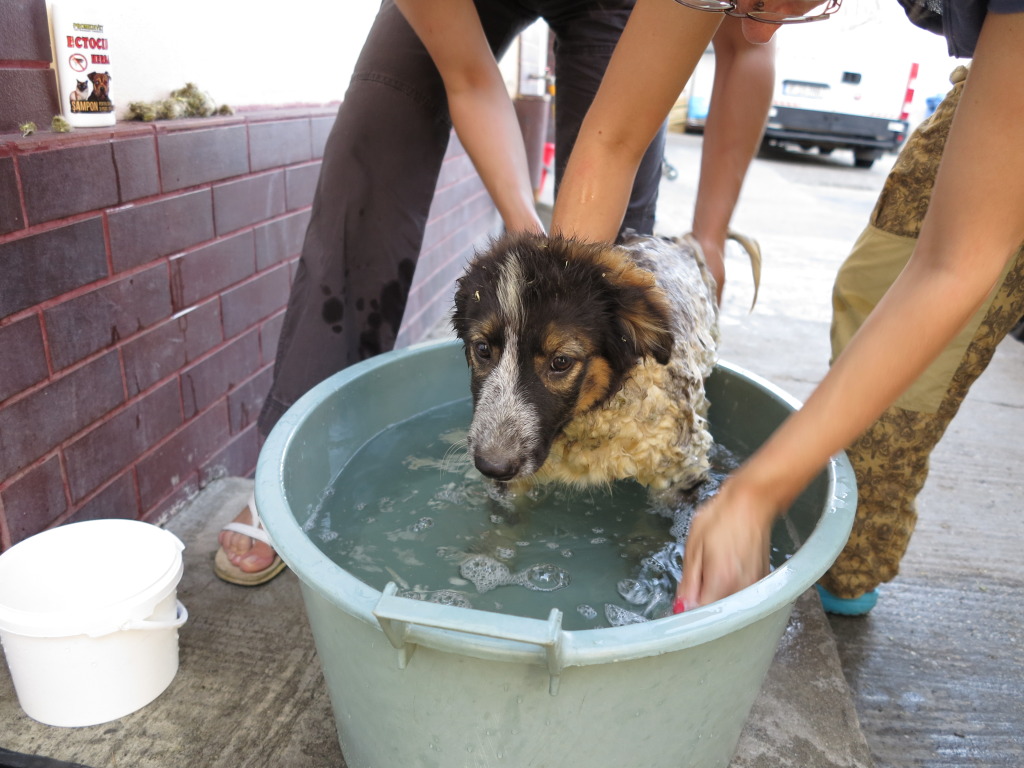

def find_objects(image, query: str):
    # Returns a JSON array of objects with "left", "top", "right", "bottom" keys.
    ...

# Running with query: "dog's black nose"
[{"left": 474, "top": 454, "right": 521, "bottom": 482}]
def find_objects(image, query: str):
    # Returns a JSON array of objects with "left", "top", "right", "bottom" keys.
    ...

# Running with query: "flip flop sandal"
[{"left": 214, "top": 492, "right": 287, "bottom": 586}]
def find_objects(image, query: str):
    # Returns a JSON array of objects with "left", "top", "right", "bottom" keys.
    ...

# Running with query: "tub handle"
[
  {"left": 373, "top": 583, "right": 566, "bottom": 695},
  {"left": 123, "top": 601, "right": 189, "bottom": 632}
]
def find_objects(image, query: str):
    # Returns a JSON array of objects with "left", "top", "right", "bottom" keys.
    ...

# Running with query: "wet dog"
[{"left": 452, "top": 232, "right": 719, "bottom": 497}]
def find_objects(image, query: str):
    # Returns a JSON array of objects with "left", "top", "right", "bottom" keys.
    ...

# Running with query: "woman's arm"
[
  {"left": 395, "top": 0, "right": 544, "bottom": 234},
  {"left": 680, "top": 10, "right": 1024, "bottom": 607},
  {"left": 691, "top": 16, "right": 775, "bottom": 303},
  {"left": 550, "top": 0, "right": 722, "bottom": 241}
]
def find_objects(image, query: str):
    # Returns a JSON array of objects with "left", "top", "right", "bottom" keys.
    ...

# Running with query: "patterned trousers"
[{"left": 820, "top": 66, "right": 1024, "bottom": 598}]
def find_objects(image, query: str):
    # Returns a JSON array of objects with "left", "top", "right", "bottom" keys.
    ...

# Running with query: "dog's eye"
[
  {"left": 474, "top": 341, "right": 492, "bottom": 360},
  {"left": 550, "top": 355, "right": 574, "bottom": 373}
]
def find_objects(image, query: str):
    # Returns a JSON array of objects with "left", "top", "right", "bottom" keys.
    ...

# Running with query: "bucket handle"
[
  {"left": 373, "top": 583, "right": 565, "bottom": 695},
  {"left": 122, "top": 601, "right": 189, "bottom": 632}
]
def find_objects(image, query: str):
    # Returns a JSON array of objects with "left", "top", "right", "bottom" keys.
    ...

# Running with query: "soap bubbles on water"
[
  {"left": 604, "top": 604, "right": 648, "bottom": 626},
  {"left": 398, "top": 588, "right": 474, "bottom": 608},
  {"left": 459, "top": 555, "right": 571, "bottom": 595},
  {"left": 518, "top": 563, "right": 570, "bottom": 592},
  {"left": 459, "top": 555, "right": 513, "bottom": 593}
]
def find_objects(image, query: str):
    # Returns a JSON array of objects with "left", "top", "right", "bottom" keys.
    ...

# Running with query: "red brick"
[
  {"left": 260, "top": 310, "right": 286, "bottom": 364},
  {"left": 220, "top": 263, "right": 291, "bottom": 338},
  {"left": 202, "top": 426, "right": 259, "bottom": 486},
  {"left": 140, "top": 476, "right": 200, "bottom": 525},
  {"left": 0, "top": 156, "right": 24, "bottom": 236},
  {"left": 112, "top": 136, "right": 160, "bottom": 202},
  {"left": 122, "top": 298, "right": 222, "bottom": 396},
  {"left": 157, "top": 124, "right": 249, "bottom": 192},
  {"left": 169, "top": 229, "right": 256, "bottom": 311},
  {"left": 310, "top": 115, "right": 335, "bottom": 158},
  {"left": 0, "top": 315, "right": 48, "bottom": 403},
  {"left": 108, "top": 188, "right": 214, "bottom": 273},
  {"left": 0, "top": 217, "right": 108, "bottom": 320},
  {"left": 0, "top": 0, "right": 53, "bottom": 63},
  {"left": 285, "top": 162, "right": 320, "bottom": 211},
  {"left": 44, "top": 263, "right": 172, "bottom": 371},
  {"left": 64, "top": 379, "right": 182, "bottom": 502},
  {"left": 0, "top": 351, "right": 124, "bottom": 479},
  {"left": 249, "top": 119, "right": 313, "bottom": 172},
  {"left": 20, "top": 142, "right": 120, "bottom": 225},
  {"left": 135, "top": 400, "right": 230, "bottom": 510},
  {"left": 254, "top": 210, "right": 309, "bottom": 270},
  {"left": 227, "top": 367, "right": 272, "bottom": 435},
  {"left": 213, "top": 171, "right": 286, "bottom": 236},
  {"left": 67, "top": 471, "right": 139, "bottom": 524},
  {"left": 0, "top": 68, "right": 59, "bottom": 135},
  {"left": 0, "top": 455, "right": 66, "bottom": 545},
  {"left": 181, "top": 329, "right": 261, "bottom": 419}
]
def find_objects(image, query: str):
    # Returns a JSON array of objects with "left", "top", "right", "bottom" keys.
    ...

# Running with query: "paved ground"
[{"left": 1, "top": 130, "right": 1020, "bottom": 768}]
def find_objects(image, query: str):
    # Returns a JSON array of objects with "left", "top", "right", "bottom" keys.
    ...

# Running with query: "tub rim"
[{"left": 255, "top": 338, "right": 856, "bottom": 672}]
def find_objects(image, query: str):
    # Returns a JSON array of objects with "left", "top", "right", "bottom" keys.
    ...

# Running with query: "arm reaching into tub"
[
  {"left": 679, "top": 10, "right": 1024, "bottom": 607},
  {"left": 394, "top": 0, "right": 544, "bottom": 235}
]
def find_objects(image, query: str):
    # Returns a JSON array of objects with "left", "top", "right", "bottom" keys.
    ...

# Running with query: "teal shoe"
[{"left": 815, "top": 584, "right": 878, "bottom": 616}]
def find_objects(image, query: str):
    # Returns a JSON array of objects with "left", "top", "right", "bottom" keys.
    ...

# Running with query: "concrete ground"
[{"left": 2, "top": 131, "right": 1021, "bottom": 767}]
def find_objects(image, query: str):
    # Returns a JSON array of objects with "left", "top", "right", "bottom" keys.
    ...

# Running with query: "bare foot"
[{"left": 217, "top": 503, "right": 277, "bottom": 573}]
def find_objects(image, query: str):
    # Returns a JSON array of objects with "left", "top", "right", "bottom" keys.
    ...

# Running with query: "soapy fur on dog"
[{"left": 453, "top": 233, "right": 719, "bottom": 498}]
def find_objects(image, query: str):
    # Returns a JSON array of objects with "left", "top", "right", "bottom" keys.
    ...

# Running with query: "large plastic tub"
[{"left": 256, "top": 339, "right": 855, "bottom": 768}]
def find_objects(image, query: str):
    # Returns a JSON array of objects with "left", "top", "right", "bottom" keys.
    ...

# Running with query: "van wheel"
[{"left": 854, "top": 149, "right": 879, "bottom": 169}]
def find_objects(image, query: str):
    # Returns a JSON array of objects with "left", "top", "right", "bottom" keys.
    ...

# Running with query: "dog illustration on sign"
[{"left": 87, "top": 71, "right": 111, "bottom": 103}]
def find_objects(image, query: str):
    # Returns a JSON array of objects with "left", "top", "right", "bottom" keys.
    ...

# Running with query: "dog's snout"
[{"left": 474, "top": 453, "right": 522, "bottom": 482}]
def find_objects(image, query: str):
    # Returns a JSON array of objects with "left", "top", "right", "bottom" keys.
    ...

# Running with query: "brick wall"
[
  {"left": 0, "top": 0, "right": 60, "bottom": 136},
  {"left": 0, "top": 112, "right": 501, "bottom": 550}
]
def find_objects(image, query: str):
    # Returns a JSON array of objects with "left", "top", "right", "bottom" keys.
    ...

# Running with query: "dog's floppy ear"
[{"left": 603, "top": 257, "right": 674, "bottom": 365}]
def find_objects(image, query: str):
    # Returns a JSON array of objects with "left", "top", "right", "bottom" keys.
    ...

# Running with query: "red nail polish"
[{"left": 673, "top": 598, "right": 686, "bottom": 614}]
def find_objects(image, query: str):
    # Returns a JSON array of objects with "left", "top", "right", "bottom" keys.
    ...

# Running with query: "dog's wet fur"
[{"left": 453, "top": 232, "right": 719, "bottom": 496}]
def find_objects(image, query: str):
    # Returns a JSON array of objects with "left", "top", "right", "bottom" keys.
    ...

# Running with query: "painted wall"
[
  {"left": 48, "top": 0, "right": 378, "bottom": 114},
  {"left": 47, "top": 1, "right": 527, "bottom": 116}
]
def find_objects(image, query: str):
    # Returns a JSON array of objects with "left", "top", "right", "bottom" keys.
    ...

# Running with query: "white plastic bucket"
[{"left": 0, "top": 519, "right": 188, "bottom": 727}]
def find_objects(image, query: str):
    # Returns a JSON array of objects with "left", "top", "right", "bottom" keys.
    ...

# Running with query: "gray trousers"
[{"left": 258, "top": 0, "right": 666, "bottom": 436}]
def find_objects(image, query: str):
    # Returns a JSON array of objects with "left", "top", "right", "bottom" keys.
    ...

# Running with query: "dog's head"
[
  {"left": 88, "top": 72, "right": 110, "bottom": 98},
  {"left": 452, "top": 232, "right": 674, "bottom": 483}
]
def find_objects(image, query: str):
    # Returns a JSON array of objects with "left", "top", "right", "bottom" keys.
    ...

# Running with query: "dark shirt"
[{"left": 897, "top": 0, "right": 1024, "bottom": 56}]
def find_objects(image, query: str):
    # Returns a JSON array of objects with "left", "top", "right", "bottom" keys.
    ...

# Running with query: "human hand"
[
  {"left": 676, "top": 476, "right": 775, "bottom": 609},
  {"left": 731, "top": 1, "right": 834, "bottom": 45}
]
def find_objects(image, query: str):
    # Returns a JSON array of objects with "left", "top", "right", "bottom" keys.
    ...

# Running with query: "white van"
[
  {"left": 763, "top": 39, "right": 919, "bottom": 169},
  {"left": 683, "top": 29, "right": 919, "bottom": 170}
]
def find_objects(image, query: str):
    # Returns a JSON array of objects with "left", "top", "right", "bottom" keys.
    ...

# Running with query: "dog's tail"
[{"left": 682, "top": 231, "right": 762, "bottom": 312}]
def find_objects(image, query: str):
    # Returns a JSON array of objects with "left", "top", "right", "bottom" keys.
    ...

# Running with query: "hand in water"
[{"left": 677, "top": 476, "right": 774, "bottom": 609}]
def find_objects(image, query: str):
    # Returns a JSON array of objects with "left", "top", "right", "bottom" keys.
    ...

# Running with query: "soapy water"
[{"left": 307, "top": 399, "right": 788, "bottom": 631}]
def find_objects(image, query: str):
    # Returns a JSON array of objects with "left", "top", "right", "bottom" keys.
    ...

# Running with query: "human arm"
[
  {"left": 394, "top": 0, "right": 544, "bottom": 234},
  {"left": 691, "top": 17, "right": 775, "bottom": 303},
  {"left": 550, "top": 0, "right": 722, "bottom": 241},
  {"left": 679, "top": 10, "right": 1024, "bottom": 607}
]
